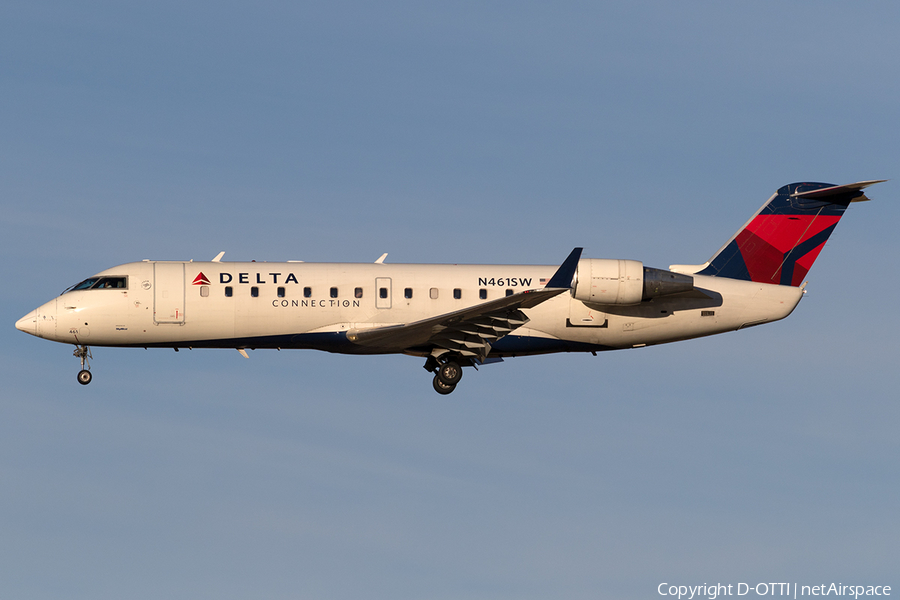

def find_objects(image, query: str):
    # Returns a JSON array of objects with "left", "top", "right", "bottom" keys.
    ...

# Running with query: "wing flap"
[{"left": 346, "top": 290, "right": 562, "bottom": 351}]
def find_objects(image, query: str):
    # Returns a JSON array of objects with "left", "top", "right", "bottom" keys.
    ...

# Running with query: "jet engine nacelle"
[
  {"left": 574, "top": 259, "right": 645, "bottom": 305},
  {"left": 573, "top": 259, "right": 694, "bottom": 305}
]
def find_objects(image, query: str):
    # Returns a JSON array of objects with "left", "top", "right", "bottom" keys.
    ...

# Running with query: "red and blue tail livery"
[{"left": 698, "top": 181, "right": 884, "bottom": 286}]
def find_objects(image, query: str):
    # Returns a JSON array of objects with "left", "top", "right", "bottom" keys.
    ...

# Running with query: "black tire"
[
  {"left": 437, "top": 361, "right": 463, "bottom": 386},
  {"left": 433, "top": 374, "right": 456, "bottom": 395},
  {"left": 77, "top": 369, "right": 92, "bottom": 385}
]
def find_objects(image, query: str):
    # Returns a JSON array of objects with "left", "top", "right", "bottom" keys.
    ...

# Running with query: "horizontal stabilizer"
[{"left": 790, "top": 180, "right": 886, "bottom": 203}]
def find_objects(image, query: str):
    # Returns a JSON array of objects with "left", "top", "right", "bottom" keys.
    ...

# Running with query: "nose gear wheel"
[{"left": 74, "top": 344, "right": 92, "bottom": 385}]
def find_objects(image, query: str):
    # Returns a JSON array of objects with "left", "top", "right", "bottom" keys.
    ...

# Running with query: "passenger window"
[
  {"left": 200, "top": 286, "right": 209, "bottom": 297},
  {"left": 404, "top": 288, "right": 413, "bottom": 299},
  {"left": 277, "top": 287, "right": 285, "bottom": 298},
  {"left": 453, "top": 288, "right": 461, "bottom": 300},
  {"left": 430, "top": 288, "right": 438, "bottom": 299},
  {"left": 225, "top": 286, "right": 233, "bottom": 297},
  {"left": 330, "top": 287, "right": 338, "bottom": 298},
  {"left": 304, "top": 287, "right": 312, "bottom": 298},
  {"left": 251, "top": 287, "right": 259, "bottom": 297},
  {"left": 479, "top": 289, "right": 487, "bottom": 300},
  {"left": 379, "top": 287, "right": 388, "bottom": 299},
  {"left": 506, "top": 289, "right": 513, "bottom": 296},
  {"left": 355, "top": 287, "right": 363, "bottom": 298}
]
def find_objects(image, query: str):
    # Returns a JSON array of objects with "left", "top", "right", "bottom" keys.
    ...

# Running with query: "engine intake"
[{"left": 573, "top": 259, "right": 693, "bottom": 305}]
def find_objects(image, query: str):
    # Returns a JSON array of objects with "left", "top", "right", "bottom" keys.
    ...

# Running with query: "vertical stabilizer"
[{"left": 697, "top": 180, "right": 882, "bottom": 286}]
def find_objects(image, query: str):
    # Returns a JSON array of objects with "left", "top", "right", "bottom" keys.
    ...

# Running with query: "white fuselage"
[{"left": 17, "top": 260, "right": 803, "bottom": 357}]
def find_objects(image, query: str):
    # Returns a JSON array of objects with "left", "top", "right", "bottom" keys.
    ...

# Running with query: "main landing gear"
[
  {"left": 425, "top": 354, "right": 465, "bottom": 395},
  {"left": 74, "top": 344, "right": 92, "bottom": 385}
]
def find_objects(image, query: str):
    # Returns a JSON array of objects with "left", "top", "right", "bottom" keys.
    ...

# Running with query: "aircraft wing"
[{"left": 346, "top": 248, "right": 582, "bottom": 358}]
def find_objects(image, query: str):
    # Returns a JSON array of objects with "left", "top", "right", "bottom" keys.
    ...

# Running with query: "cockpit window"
[
  {"left": 67, "top": 278, "right": 99, "bottom": 292},
  {"left": 63, "top": 276, "right": 127, "bottom": 294},
  {"left": 95, "top": 277, "right": 127, "bottom": 289}
]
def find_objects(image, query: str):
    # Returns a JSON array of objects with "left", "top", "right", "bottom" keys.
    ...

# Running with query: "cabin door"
[{"left": 154, "top": 262, "right": 185, "bottom": 323}]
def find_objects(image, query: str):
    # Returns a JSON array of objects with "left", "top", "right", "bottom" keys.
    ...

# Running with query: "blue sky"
[{"left": 2, "top": 2, "right": 898, "bottom": 599}]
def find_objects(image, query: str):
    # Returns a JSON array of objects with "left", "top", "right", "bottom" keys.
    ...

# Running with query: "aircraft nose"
[{"left": 16, "top": 309, "right": 38, "bottom": 336}]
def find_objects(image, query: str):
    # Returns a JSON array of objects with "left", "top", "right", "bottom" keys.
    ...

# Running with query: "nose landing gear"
[{"left": 74, "top": 345, "right": 92, "bottom": 385}]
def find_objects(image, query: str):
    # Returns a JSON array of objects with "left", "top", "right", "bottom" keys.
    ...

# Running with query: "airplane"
[{"left": 15, "top": 180, "right": 883, "bottom": 394}]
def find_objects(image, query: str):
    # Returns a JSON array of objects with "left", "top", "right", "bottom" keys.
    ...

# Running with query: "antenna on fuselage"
[
  {"left": 212, "top": 251, "right": 225, "bottom": 262},
  {"left": 375, "top": 253, "right": 388, "bottom": 264}
]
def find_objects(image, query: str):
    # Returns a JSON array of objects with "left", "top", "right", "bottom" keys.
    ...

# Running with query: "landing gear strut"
[
  {"left": 74, "top": 345, "right": 92, "bottom": 385},
  {"left": 424, "top": 354, "right": 464, "bottom": 394}
]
